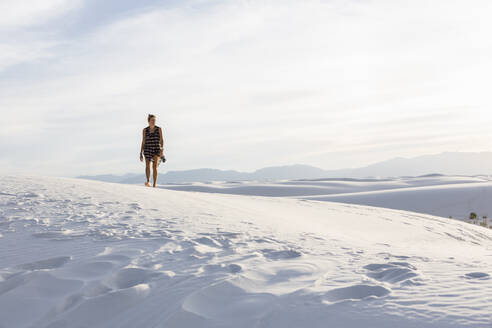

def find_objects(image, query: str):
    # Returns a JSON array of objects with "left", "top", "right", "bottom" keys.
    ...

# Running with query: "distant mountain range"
[
  {"left": 78, "top": 165, "right": 328, "bottom": 184},
  {"left": 77, "top": 152, "right": 492, "bottom": 184}
]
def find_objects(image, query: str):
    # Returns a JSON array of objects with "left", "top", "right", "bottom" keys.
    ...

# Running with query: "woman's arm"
[
  {"left": 140, "top": 128, "right": 145, "bottom": 161},
  {"left": 159, "top": 127, "right": 164, "bottom": 156}
]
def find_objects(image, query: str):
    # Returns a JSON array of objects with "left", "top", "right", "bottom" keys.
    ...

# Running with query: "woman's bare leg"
[
  {"left": 152, "top": 155, "right": 159, "bottom": 187},
  {"left": 145, "top": 159, "right": 151, "bottom": 186}
]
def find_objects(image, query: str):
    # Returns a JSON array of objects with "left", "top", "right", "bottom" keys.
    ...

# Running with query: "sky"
[{"left": 1, "top": 0, "right": 492, "bottom": 177}]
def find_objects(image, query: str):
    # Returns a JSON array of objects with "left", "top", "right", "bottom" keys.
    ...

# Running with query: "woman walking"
[{"left": 140, "top": 114, "right": 164, "bottom": 187}]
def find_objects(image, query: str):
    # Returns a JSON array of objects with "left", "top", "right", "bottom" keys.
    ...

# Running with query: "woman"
[{"left": 140, "top": 114, "right": 164, "bottom": 187}]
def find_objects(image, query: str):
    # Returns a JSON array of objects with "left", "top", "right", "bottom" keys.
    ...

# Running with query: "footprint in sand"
[
  {"left": 363, "top": 261, "right": 419, "bottom": 285},
  {"left": 215, "top": 231, "right": 242, "bottom": 239},
  {"left": 15, "top": 256, "right": 71, "bottom": 271},
  {"left": 93, "top": 248, "right": 139, "bottom": 268},
  {"left": 20, "top": 192, "right": 39, "bottom": 198},
  {"left": 128, "top": 203, "right": 142, "bottom": 210},
  {"left": 260, "top": 249, "right": 302, "bottom": 260},
  {"left": 193, "top": 236, "right": 223, "bottom": 248},
  {"left": 463, "top": 272, "right": 490, "bottom": 280},
  {"left": 322, "top": 284, "right": 390, "bottom": 303},
  {"left": 108, "top": 267, "right": 163, "bottom": 289},
  {"left": 199, "top": 263, "right": 242, "bottom": 274}
]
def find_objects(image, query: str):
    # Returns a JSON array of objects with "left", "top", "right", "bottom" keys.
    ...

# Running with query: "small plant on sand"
[
  {"left": 480, "top": 215, "right": 488, "bottom": 227},
  {"left": 469, "top": 212, "right": 477, "bottom": 224}
]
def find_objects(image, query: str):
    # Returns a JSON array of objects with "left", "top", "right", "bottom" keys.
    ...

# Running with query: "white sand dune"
[
  {"left": 160, "top": 175, "right": 492, "bottom": 220},
  {"left": 302, "top": 181, "right": 492, "bottom": 221},
  {"left": 1, "top": 176, "right": 491, "bottom": 327}
]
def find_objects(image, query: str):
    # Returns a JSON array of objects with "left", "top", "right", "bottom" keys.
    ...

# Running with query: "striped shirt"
[{"left": 143, "top": 125, "right": 162, "bottom": 161}]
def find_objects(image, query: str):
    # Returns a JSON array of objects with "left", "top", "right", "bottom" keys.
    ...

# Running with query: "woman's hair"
[{"left": 148, "top": 114, "right": 156, "bottom": 122}]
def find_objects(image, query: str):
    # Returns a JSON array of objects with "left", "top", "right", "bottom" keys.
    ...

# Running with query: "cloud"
[
  {"left": 0, "top": 0, "right": 81, "bottom": 29},
  {"left": 1, "top": 0, "right": 492, "bottom": 176}
]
